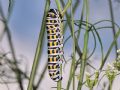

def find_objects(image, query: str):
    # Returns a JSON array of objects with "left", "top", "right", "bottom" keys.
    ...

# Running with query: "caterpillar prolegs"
[{"left": 46, "top": 9, "right": 64, "bottom": 82}]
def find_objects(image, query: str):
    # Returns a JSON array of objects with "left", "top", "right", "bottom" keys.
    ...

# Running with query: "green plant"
[{"left": 0, "top": 0, "right": 120, "bottom": 90}]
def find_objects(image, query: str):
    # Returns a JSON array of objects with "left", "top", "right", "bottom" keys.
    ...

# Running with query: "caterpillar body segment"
[
  {"left": 49, "top": 70, "right": 62, "bottom": 82},
  {"left": 48, "top": 63, "right": 60, "bottom": 70},
  {"left": 48, "top": 47, "right": 64, "bottom": 55},
  {"left": 47, "top": 29, "right": 59, "bottom": 34},
  {"left": 46, "top": 9, "right": 63, "bottom": 82},
  {"left": 48, "top": 55, "right": 63, "bottom": 64}
]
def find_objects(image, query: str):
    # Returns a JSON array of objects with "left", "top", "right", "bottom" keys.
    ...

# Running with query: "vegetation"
[{"left": 0, "top": 0, "right": 120, "bottom": 90}]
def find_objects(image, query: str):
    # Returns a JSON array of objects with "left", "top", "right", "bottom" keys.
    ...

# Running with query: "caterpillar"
[{"left": 46, "top": 9, "right": 64, "bottom": 82}]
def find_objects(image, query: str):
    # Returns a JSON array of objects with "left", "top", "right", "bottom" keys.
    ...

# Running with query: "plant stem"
[
  {"left": 66, "top": 1, "right": 77, "bottom": 90},
  {"left": 55, "top": 0, "right": 62, "bottom": 13},
  {"left": 55, "top": 1, "right": 64, "bottom": 89},
  {"left": 108, "top": 0, "right": 118, "bottom": 59},
  {"left": 57, "top": 65, "right": 62, "bottom": 90},
  {"left": 27, "top": 0, "right": 50, "bottom": 90},
  {"left": 109, "top": 80, "right": 113, "bottom": 90},
  {"left": 55, "top": 0, "right": 72, "bottom": 90},
  {"left": 62, "top": 0, "right": 71, "bottom": 16},
  {"left": 77, "top": 0, "right": 89, "bottom": 90},
  {"left": 99, "top": 29, "right": 120, "bottom": 70},
  {"left": 71, "top": 3, "right": 76, "bottom": 90},
  {"left": 60, "top": 0, "right": 80, "bottom": 34}
]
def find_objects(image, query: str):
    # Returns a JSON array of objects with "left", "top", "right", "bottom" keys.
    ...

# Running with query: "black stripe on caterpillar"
[{"left": 46, "top": 9, "right": 63, "bottom": 82}]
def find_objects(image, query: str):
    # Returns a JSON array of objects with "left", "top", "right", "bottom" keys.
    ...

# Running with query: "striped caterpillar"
[{"left": 46, "top": 9, "right": 64, "bottom": 82}]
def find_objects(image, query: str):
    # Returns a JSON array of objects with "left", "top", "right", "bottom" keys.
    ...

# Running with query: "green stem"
[
  {"left": 55, "top": 0, "right": 72, "bottom": 90},
  {"left": 71, "top": 3, "right": 76, "bottom": 90},
  {"left": 60, "top": 0, "right": 82, "bottom": 58},
  {"left": 66, "top": 1, "right": 76, "bottom": 90},
  {"left": 109, "top": 80, "right": 113, "bottom": 90},
  {"left": 27, "top": 0, "right": 50, "bottom": 90},
  {"left": 60, "top": 0, "right": 80, "bottom": 34},
  {"left": 90, "top": 88, "right": 93, "bottom": 90},
  {"left": 57, "top": 64, "right": 62, "bottom": 90},
  {"left": 55, "top": 0, "right": 62, "bottom": 13},
  {"left": 73, "top": 77, "right": 75, "bottom": 90},
  {"left": 99, "top": 29, "right": 120, "bottom": 70},
  {"left": 57, "top": 82, "right": 61, "bottom": 90},
  {"left": 108, "top": 0, "right": 118, "bottom": 58},
  {"left": 77, "top": 0, "right": 89, "bottom": 90},
  {"left": 76, "top": 0, "right": 85, "bottom": 41},
  {"left": 55, "top": 1, "right": 64, "bottom": 89},
  {"left": 62, "top": 0, "right": 72, "bottom": 16}
]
